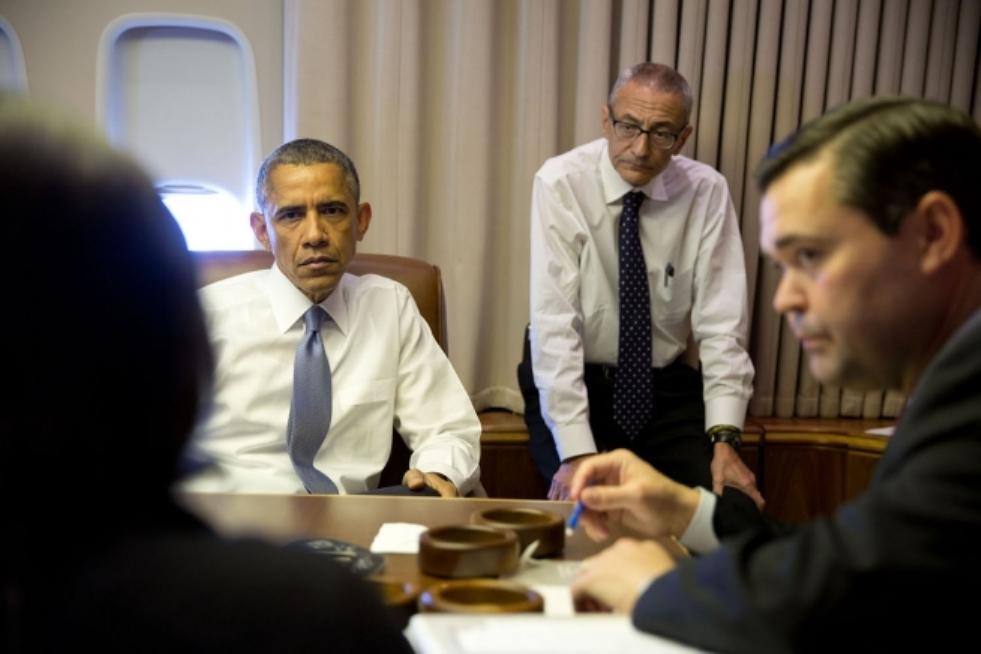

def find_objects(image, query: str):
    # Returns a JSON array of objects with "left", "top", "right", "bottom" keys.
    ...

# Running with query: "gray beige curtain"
[{"left": 285, "top": 0, "right": 981, "bottom": 419}]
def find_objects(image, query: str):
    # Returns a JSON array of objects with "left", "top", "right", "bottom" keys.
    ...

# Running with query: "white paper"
[
  {"left": 506, "top": 559, "right": 581, "bottom": 616},
  {"left": 369, "top": 522, "right": 428, "bottom": 553},
  {"left": 405, "top": 614, "right": 705, "bottom": 654}
]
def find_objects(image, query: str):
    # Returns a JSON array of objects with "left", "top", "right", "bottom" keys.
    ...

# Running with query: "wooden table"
[{"left": 179, "top": 493, "right": 606, "bottom": 588}]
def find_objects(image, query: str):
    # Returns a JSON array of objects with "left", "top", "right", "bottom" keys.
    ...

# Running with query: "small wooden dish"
[
  {"left": 418, "top": 525, "right": 520, "bottom": 578},
  {"left": 472, "top": 507, "right": 565, "bottom": 557},
  {"left": 418, "top": 579, "right": 545, "bottom": 614},
  {"left": 369, "top": 576, "right": 419, "bottom": 629}
]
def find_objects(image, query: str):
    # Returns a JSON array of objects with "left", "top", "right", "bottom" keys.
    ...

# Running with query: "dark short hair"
[
  {"left": 609, "top": 63, "right": 693, "bottom": 123},
  {"left": 255, "top": 138, "right": 360, "bottom": 212},
  {"left": 756, "top": 97, "right": 981, "bottom": 256},
  {"left": 0, "top": 98, "right": 213, "bottom": 499}
]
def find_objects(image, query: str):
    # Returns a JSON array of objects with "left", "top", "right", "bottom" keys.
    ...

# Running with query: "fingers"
[
  {"left": 573, "top": 595, "right": 610, "bottom": 614},
  {"left": 548, "top": 476, "right": 568, "bottom": 501},
  {"left": 576, "top": 484, "right": 650, "bottom": 537},
  {"left": 568, "top": 449, "right": 639, "bottom": 499},
  {"left": 402, "top": 469, "right": 459, "bottom": 497},
  {"left": 571, "top": 538, "right": 670, "bottom": 614},
  {"left": 424, "top": 473, "right": 459, "bottom": 498},
  {"left": 710, "top": 444, "right": 731, "bottom": 494},
  {"left": 744, "top": 485, "right": 766, "bottom": 511},
  {"left": 711, "top": 445, "right": 765, "bottom": 510},
  {"left": 726, "top": 465, "right": 756, "bottom": 489},
  {"left": 578, "top": 508, "right": 611, "bottom": 542},
  {"left": 712, "top": 471, "right": 725, "bottom": 495},
  {"left": 578, "top": 484, "right": 635, "bottom": 512},
  {"left": 549, "top": 457, "right": 590, "bottom": 500},
  {"left": 402, "top": 469, "right": 425, "bottom": 489}
]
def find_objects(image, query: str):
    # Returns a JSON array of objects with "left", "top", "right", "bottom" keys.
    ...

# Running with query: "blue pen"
[{"left": 565, "top": 499, "right": 586, "bottom": 536}]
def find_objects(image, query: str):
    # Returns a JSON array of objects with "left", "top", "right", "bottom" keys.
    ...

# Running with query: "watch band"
[{"left": 707, "top": 425, "right": 743, "bottom": 450}]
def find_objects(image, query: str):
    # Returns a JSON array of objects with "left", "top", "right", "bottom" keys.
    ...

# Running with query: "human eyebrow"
[
  {"left": 772, "top": 234, "right": 828, "bottom": 252},
  {"left": 273, "top": 204, "right": 305, "bottom": 219},
  {"left": 615, "top": 112, "right": 644, "bottom": 126},
  {"left": 318, "top": 200, "right": 351, "bottom": 214}
]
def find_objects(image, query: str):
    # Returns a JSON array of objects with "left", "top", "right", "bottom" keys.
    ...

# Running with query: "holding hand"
[{"left": 568, "top": 449, "right": 700, "bottom": 542}]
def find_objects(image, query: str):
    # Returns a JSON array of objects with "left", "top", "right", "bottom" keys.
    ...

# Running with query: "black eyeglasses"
[{"left": 608, "top": 108, "right": 685, "bottom": 149}]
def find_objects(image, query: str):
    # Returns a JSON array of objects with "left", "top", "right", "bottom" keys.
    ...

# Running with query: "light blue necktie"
[
  {"left": 614, "top": 191, "right": 653, "bottom": 437},
  {"left": 287, "top": 306, "right": 338, "bottom": 493}
]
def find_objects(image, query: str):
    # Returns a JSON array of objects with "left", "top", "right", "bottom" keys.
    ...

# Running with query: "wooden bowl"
[
  {"left": 369, "top": 576, "right": 419, "bottom": 629},
  {"left": 418, "top": 579, "right": 544, "bottom": 614},
  {"left": 472, "top": 507, "right": 565, "bottom": 557},
  {"left": 418, "top": 525, "right": 520, "bottom": 578}
]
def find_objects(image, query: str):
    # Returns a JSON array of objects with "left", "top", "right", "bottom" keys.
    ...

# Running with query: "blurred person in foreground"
[
  {"left": 569, "top": 96, "right": 981, "bottom": 652},
  {"left": 0, "top": 98, "right": 411, "bottom": 653}
]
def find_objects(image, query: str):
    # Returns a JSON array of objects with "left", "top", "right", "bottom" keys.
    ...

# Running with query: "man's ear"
[
  {"left": 915, "top": 191, "right": 964, "bottom": 275},
  {"left": 250, "top": 212, "right": 271, "bottom": 251},
  {"left": 355, "top": 202, "right": 372, "bottom": 242}
]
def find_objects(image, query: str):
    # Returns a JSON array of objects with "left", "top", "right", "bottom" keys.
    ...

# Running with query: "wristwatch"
[{"left": 707, "top": 424, "right": 743, "bottom": 451}]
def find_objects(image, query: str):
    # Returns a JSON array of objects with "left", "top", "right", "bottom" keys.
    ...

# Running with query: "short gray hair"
[
  {"left": 608, "top": 63, "right": 693, "bottom": 123},
  {"left": 255, "top": 138, "right": 361, "bottom": 212}
]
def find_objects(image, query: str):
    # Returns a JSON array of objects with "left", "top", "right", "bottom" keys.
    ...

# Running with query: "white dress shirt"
[
  {"left": 183, "top": 264, "right": 481, "bottom": 494},
  {"left": 529, "top": 138, "right": 754, "bottom": 461},
  {"left": 679, "top": 488, "right": 721, "bottom": 553}
]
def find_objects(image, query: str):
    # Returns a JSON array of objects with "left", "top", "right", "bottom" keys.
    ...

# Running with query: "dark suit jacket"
[
  {"left": 5, "top": 498, "right": 412, "bottom": 653},
  {"left": 633, "top": 308, "right": 981, "bottom": 653}
]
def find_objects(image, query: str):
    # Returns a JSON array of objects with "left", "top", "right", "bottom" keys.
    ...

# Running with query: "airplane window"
[
  {"left": 0, "top": 17, "right": 28, "bottom": 92},
  {"left": 158, "top": 183, "right": 255, "bottom": 251},
  {"left": 99, "top": 15, "right": 260, "bottom": 251}
]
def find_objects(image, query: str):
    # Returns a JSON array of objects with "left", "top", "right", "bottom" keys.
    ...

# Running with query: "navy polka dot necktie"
[
  {"left": 287, "top": 306, "right": 339, "bottom": 493},
  {"left": 614, "top": 190, "right": 653, "bottom": 437}
]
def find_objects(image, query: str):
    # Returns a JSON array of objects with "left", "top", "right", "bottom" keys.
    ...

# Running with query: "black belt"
[{"left": 585, "top": 357, "right": 683, "bottom": 382}]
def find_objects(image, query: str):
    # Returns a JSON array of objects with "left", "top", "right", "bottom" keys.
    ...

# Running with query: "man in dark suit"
[
  {"left": 0, "top": 98, "right": 411, "bottom": 652},
  {"left": 567, "top": 96, "right": 981, "bottom": 652}
]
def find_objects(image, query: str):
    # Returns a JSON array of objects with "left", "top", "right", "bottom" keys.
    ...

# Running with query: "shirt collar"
[
  {"left": 599, "top": 139, "right": 670, "bottom": 206},
  {"left": 263, "top": 262, "right": 350, "bottom": 336}
]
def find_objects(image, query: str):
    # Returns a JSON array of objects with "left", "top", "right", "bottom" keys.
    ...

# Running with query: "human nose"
[
  {"left": 629, "top": 131, "right": 653, "bottom": 156},
  {"left": 300, "top": 211, "right": 327, "bottom": 246},
  {"left": 772, "top": 269, "right": 807, "bottom": 316}
]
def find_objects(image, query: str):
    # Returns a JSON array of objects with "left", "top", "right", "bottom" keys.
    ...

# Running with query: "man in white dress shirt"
[
  {"left": 185, "top": 139, "right": 480, "bottom": 497},
  {"left": 519, "top": 62, "right": 760, "bottom": 502}
]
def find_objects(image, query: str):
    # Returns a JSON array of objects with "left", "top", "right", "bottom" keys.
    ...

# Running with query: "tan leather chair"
[
  {"left": 193, "top": 250, "right": 448, "bottom": 352},
  {"left": 192, "top": 249, "right": 451, "bottom": 487}
]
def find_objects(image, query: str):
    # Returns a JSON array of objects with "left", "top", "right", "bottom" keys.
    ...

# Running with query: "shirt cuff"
[
  {"left": 551, "top": 422, "right": 598, "bottom": 462},
  {"left": 704, "top": 395, "right": 749, "bottom": 431},
  {"left": 678, "top": 487, "right": 721, "bottom": 554}
]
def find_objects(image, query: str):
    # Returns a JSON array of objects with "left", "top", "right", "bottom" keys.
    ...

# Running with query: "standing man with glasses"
[{"left": 519, "top": 63, "right": 760, "bottom": 503}]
